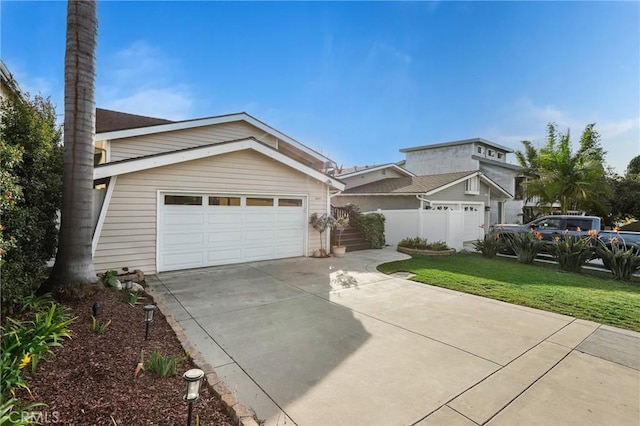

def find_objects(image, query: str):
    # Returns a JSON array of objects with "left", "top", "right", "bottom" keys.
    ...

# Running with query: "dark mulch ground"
[{"left": 16, "top": 288, "right": 234, "bottom": 426}]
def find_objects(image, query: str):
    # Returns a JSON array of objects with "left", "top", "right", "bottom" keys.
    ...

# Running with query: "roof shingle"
[{"left": 343, "top": 171, "right": 478, "bottom": 194}]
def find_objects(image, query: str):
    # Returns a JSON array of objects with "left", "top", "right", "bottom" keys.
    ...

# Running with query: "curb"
[{"left": 147, "top": 287, "right": 262, "bottom": 426}]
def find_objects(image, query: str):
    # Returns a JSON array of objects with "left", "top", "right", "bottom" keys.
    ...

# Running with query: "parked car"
[{"left": 489, "top": 215, "right": 640, "bottom": 252}]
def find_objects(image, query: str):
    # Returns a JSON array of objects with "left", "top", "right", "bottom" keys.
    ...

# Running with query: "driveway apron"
[{"left": 148, "top": 248, "right": 640, "bottom": 426}]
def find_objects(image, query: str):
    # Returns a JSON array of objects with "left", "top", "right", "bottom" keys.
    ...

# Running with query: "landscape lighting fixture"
[
  {"left": 92, "top": 302, "right": 103, "bottom": 317},
  {"left": 143, "top": 304, "right": 156, "bottom": 340},
  {"left": 183, "top": 368, "right": 205, "bottom": 426}
]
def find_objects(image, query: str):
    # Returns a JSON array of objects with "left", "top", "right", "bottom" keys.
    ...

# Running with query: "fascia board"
[{"left": 93, "top": 139, "right": 345, "bottom": 190}]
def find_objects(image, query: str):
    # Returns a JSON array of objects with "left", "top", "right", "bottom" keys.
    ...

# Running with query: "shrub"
[
  {"left": 547, "top": 235, "right": 595, "bottom": 273},
  {"left": 358, "top": 213, "right": 386, "bottom": 248},
  {"left": 1, "top": 95, "right": 63, "bottom": 310},
  {"left": 398, "top": 237, "right": 449, "bottom": 251},
  {"left": 398, "top": 237, "right": 429, "bottom": 250},
  {"left": 101, "top": 270, "right": 119, "bottom": 288},
  {"left": 309, "top": 213, "right": 333, "bottom": 255},
  {"left": 91, "top": 316, "right": 111, "bottom": 334},
  {"left": 332, "top": 216, "right": 349, "bottom": 247},
  {"left": 141, "top": 351, "right": 183, "bottom": 377},
  {"left": 505, "top": 231, "right": 546, "bottom": 264},
  {"left": 473, "top": 234, "right": 505, "bottom": 258},
  {"left": 595, "top": 237, "right": 640, "bottom": 281}
]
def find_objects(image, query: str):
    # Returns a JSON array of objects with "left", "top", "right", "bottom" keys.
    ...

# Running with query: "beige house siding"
[
  {"left": 93, "top": 149, "right": 328, "bottom": 274},
  {"left": 342, "top": 168, "right": 407, "bottom": 190},
  {"left": 107, "top": 121, "right": 280, "bottom": 162}
]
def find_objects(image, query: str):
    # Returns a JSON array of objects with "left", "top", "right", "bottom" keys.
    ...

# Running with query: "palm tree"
[
  {"left": 43, "top": 0, "right": 98, "bottom": 290},
  {"left": 520, "top": 123, "right": 609, "bottom": 215}
]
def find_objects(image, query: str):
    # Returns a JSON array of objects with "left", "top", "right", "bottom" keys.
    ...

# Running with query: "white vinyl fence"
[{"left": 368, "top": 208, "right": 484, "bottom": 251}]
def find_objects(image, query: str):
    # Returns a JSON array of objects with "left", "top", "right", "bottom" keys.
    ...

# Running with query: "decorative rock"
[
  {"left": 130, "top": 282, "right": 145, "bottom": 292},
  {"left": 114, "top": 279, "right": 122, "bottom": 290}
]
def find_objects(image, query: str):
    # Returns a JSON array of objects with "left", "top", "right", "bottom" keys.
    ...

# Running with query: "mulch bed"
[{"left": 15, "top": 288, "right": 234, "bottom": 426}]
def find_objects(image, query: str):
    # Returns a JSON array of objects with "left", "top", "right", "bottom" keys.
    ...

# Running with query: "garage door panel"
[
  {"left": 245, "top": 229, "right": 276, "bottom": 242},
  {"left": 244, "top": 245, "right": 276, "bottom": 261},
  {"left": 245, "top": 212, "right": 277, "bottom": 226},
  {"left": 162, "top": 232, "right": 205, "bottom": 246},
  {"left": 162, "top": 251, "right": 204, "bottom": 270},
  {"left": 162, "top": 211, "right": 203, "bottom": 226},
  {"left": 207, "top": 211, "right": 244, "bottom": 226},
  {"left": 206, "top": 248, "right": 243, "bottom": 264},
  {"left": 206, "top": 230, "right": 243, "bottom": 244}
]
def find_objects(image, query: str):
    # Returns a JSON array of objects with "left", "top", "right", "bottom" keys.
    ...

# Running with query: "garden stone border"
[
  {"left": 397, "top": 246, "right": 457, "bottom": 256},
  {"left": 147, "top": 287, "right": 261, "bottom": 426}
]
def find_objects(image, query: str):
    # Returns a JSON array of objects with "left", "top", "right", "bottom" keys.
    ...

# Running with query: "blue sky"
[{"left": 2, "top": 1, "right": 639, "bottom": 173}]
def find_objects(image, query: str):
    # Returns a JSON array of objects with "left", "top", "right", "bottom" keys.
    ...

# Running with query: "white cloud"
[
  {"left": 97, "top": 40, "right": 194, "bottom": 120},
  {"left": 482, "top": 97, "right": 640, "bottom": 174}
]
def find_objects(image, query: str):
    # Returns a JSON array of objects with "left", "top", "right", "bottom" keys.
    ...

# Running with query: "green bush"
[
  {"left": 547, "top": 235, "right": 595, "bottom": 273},
  {"left": 1, "top": 95, "right": 63, "bottom": 310},
  {"left": 358, "top": 213, "right": 386, "bottom": 249},
  {"left": 398, "top": 237, "right": 449, "bottom": 251},
  {"left": 141, "top": 351, "right": 183, "bottom": 377},
  {"left": 595, "top": 237, "right": 640, "bottom": 281},
  {"left": 473, "top": 234, "right": 505, "bottom": 258},
  {"left": 505, "top": 232, "right": 546, "bottom": 264}
]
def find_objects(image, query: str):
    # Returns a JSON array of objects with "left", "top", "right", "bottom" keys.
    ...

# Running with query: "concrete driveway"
[{"left": 148, "top": 249, "right": 640, "bottom": 426}]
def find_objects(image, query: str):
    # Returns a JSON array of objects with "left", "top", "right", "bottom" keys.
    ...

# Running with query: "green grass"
[{"left": 378, "top": 254, "right": 640, "bottom": 332}]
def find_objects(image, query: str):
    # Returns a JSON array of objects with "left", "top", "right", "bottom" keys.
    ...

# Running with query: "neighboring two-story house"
[{"left": 400, "top": 138, "right": 526, "bottom": 225}]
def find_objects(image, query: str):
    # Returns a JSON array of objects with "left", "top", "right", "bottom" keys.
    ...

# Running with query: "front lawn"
[{"left": 378, "top": 254, "right": 640, "bottom": 332}]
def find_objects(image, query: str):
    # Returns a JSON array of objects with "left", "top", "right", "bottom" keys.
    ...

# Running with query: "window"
[
  {"left": 465, "top": 176, "right": 480, "bottom": 195},
  {"left": 278, "top": 198, "right": 303, "bottom": 207},
  {"left": 514, "top": 176, "right": 526, "bottom": 200},
  {"left": 477, "top": 146, "right": 484, "bottom": 154},
  {"left": 534, "top": 218, "right": 562, "bottom": 230},
  {"left": 246, "top": 197, "right": 274, "bottom": 206},
  {"left": 164, "top": 195, "right": 202, "bottom": 205},
  {"left": 497, "top": 152, "right": 503, "bottom": 159},
  {"left": 209, "top": 196, "right": 240, "bottom": 206},
  {"left": 566, "top": 218, "right": 591, "bottom": 231},
  {"left": 488, "top": 149, "right": 495, "bottom": 157}
]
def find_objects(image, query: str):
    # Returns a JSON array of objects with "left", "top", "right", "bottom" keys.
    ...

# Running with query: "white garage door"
[{"left": 158, "top": 193, "right": 306, "bottom": 272}]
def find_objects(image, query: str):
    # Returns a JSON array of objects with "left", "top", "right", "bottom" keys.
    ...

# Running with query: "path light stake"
[
  {"left": 143, "top": 304, "right": 156, "bottom": 340},
  {"left": 183, "top": 368, "right": 205, "bottom": 426},
  {"left": 92, "top": 302, "right": 103, "bottom": 317}
]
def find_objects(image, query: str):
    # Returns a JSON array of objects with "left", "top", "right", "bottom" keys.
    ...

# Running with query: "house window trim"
[{"left": 465, "top": 176, "right": 480, "bottom": 195}]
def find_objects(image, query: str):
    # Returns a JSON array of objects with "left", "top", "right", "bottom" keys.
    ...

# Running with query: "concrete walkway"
[{"left": 148, "top": 249, "right": 640, "bottom": 426}]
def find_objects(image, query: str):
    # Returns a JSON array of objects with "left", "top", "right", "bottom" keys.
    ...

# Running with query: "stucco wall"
[
  {"left": 342, "top": 168, "right": 407, "bottom": 189},
  {"left": 404, "top": 144, "right": 477, "bottom": 175}
]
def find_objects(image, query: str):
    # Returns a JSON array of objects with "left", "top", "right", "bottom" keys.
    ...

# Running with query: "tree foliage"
[
  {"left": 626, "top": 155, "right": 640, "bottom": 178},
  {"left": 607, "top": 156, "right": 640, "bottom": 222},
  {"left": 516, "top": 123, "right": 609, "bottom": 215},
  {"left": 0, "top": 94, "right": 63, "bottom": 307}
]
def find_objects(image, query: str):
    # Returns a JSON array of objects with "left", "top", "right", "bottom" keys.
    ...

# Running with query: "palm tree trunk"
[{"left": 44, "top": 0, "right": 98, "bottom": 290}]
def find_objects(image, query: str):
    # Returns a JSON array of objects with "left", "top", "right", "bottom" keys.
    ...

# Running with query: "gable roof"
[
  {"left": 93, "top": 137, "right": 345, "bottom": 191},
  {"left": 95, "top": 111, "right": 334, "bottom": 165},
  {"left": 342, "top": 170, "right": 511, "bottom": 198},
  {"left": 96, "top": 108, "right": 174, "bottom": 133},
  {"left": 335, "top": 163, "right": 415, "bottom": 178},
  {"left": 474, "top": 155, "right": 525, "bottom": 171},
  {"left": 400, "top": 137, "right": 514, "bottom": 154}
]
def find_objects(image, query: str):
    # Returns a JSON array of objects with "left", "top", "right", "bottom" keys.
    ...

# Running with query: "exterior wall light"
[
  {"left": 183, "top": 368, "right": 205, "bottom": 426},
  {"left": 143, "top": 304, "right": 156, "bottom": 340}
]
